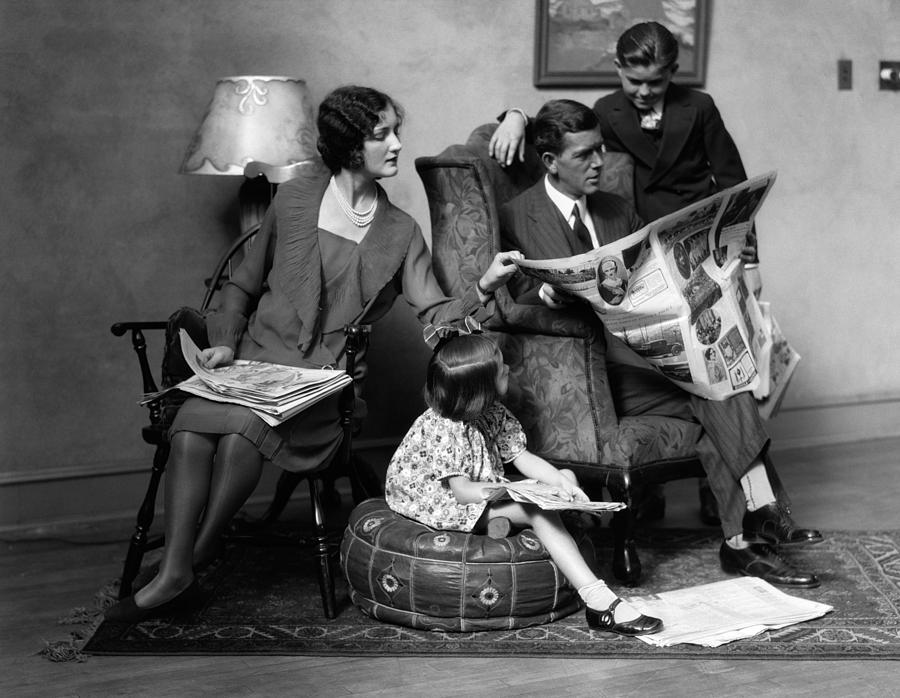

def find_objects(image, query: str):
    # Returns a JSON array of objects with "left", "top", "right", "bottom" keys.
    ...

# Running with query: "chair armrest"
[
  {"left": 111, "top": 320, "right": 169, "bottom": 424},
  {"left": 489, "top": 287, "right": 599, "bottom": 341}
]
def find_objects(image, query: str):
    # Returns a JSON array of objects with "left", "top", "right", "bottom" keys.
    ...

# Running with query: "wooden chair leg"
[
  {"left": 609, "top": 481, "right": 642, "bottom": 586},
  {"left": 258, "top": 470, "right": 305, "bottom": 526},
  {"left": 309, "top": 476, "right": 337, "bottom": 619},
  {"left": 119, "top": 442, "right": 168, "bottom": 599}
]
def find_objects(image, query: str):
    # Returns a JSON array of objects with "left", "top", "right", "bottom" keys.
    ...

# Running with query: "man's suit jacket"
[
  {"left": 499, "top": 178, "right": 642, "bottom": 304},
  {"left": 593, "top": 83, "right": 747, "bottom": 224}
]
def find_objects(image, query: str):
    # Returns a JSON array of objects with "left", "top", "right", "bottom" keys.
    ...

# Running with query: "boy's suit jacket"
[
  {"left": 594, "top": 83, "right": 747, "bottom": 223},
  {"left": 499, "top": 178, "right": 642, "bottom": 304}
]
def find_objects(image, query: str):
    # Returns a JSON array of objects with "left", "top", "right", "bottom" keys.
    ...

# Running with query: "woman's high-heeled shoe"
[
  {"left": 586, "top": 597, "right": 663, "bottom": 636},
  {"left": 104, "top": 580, "right": 202, "bottom": 624}
]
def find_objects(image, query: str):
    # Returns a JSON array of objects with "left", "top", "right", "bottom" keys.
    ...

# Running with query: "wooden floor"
[{"left": 2, "top": 437, "right": 900, "bottom": 697}]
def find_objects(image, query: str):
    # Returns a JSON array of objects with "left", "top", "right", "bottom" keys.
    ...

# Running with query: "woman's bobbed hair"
[
  {"left": 316, "top": 85, "right": 403, "bottom": 173},
  {"left": 425, "top": 334, "right": 502, "bottom": 422}
]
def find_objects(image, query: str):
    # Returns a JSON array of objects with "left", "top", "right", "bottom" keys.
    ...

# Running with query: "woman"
[{"left": 105, "top": 85, "right": 521, "bottom": 622}]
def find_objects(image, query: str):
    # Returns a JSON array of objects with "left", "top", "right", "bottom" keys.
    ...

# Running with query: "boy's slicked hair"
[
  {"left": 616, "top": 21, "right": 679, "bottom": 71},
  {"left": 425, "top": 334, "right": 502, "bottom": 422}
]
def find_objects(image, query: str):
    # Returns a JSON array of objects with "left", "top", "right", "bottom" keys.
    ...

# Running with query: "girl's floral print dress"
[{"left": 385, "top": 402, "right": 527, "bottom": 532}]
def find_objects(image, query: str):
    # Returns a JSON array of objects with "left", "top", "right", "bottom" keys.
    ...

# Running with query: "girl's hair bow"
[{"left": 422, "top": 316, "right": 482, "bottom": 352}]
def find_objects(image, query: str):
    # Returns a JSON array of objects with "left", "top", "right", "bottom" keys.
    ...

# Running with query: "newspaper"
[
  {"left": 622, "top": 576, "right": 832, "bottom": 647},
  {"left": 514, "top": 172, "right": 800, "bottom": 402},
  {"left": 140, "top": 330, "right": 352, "bottom": 426},
  {"left": 484, "top": 479, "right": 625, "bottom": 514}
]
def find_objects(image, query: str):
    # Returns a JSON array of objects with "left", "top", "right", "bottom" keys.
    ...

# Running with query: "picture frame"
[{"left": 534, "top": 0, "right": 710, "bottom": 88}]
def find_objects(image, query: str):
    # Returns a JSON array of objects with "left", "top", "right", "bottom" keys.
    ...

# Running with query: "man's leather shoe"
[
  {"left": 586, "top": 598, "right": 663, "bottom": 636},
  {"left": 698, "top": 481, "right": 721, "bottom": 526},
  {"left": 743, "top": 503, "right": 823, "bottom": 546},
  {"left": 719, "top": 541, "right": 820, "bottom": 588}
]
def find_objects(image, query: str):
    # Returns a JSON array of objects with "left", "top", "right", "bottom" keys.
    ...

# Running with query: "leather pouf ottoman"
[{"left": 340, "top": 498, "right": 581, "bottom": 631}]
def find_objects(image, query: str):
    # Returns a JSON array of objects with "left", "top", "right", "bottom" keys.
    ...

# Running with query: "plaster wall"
[{"left": 2, "top": 0, "right": 898, "bottom": 527}]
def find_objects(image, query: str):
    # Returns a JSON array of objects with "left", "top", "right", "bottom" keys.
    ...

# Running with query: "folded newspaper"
[
  {"left": 622, "top": 576, "right": 832, "bottom": 647},
  {"left": 140, "top": 329, "right": 352, "bottom": 426},
  {"left": 514, "top": 172, "right": 799, "bottom": 408},
  {"left": 484, "top": 479, "right": 626, "bottom": 513}
]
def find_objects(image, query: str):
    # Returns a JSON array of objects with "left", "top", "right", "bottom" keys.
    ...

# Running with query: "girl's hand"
[
  {"left": 478, "top": 251, "right": 524, "bottom": 298},
  {"left": 489, "top": 111, "right": 527, "bottom": 167},
  {"left": 200, "top": 345, "right": 234, "bottom": 368},
  {"left": 557, "top": 469, "right": 589, "bottom": 502}
]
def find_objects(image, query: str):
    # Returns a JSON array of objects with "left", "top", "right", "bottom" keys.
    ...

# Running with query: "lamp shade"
[{"left": 179, "top": 75, "right": 317, "bottom": 182}]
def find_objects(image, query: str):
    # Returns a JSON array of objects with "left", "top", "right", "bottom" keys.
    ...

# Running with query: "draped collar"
[{"left": 270, "top": 162, "right": 417, "bottom": 350}]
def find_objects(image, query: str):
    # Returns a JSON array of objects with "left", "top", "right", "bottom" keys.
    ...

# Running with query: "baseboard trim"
[
  {"left": 766, "top": 398, "right": 900, "bottom": 450},
  {"left": 3, "top": 400, "right": 899, "bottom": 532}
]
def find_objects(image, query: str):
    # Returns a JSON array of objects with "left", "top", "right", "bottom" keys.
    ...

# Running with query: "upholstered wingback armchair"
[{"left": 415, "top": 123, "right": 705, "bottom": 585}]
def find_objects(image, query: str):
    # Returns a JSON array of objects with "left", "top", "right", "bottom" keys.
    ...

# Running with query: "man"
[{"left": 499, "top": 99, "right": 822, "bottom": 588}]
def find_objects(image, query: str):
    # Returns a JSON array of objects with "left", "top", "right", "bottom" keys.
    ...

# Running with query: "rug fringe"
[{"left": 39, "top": 578, "right": 120, "bottom": 662}]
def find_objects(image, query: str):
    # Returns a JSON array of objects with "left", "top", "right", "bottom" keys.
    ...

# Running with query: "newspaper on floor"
[
  {"left": 622, "top": 576, "right": 832, "bottom": 647},
  {"left": 513, "top": 172, "right": 800, "bottom": 406},
  {"left": 484, "top": 479, "right": 626, "bottom": 513},
  {"left": 140, "top": 329, "right": 352, "bottom": 426}
]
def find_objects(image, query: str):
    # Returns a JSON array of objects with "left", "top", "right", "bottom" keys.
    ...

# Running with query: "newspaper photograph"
[{"left": 514, "top": 172, "right": 799, "bottom": 403}]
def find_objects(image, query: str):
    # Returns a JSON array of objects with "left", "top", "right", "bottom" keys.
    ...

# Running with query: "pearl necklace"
[{"left": 330, "top": 176, "right": 378, "bottom": 227}]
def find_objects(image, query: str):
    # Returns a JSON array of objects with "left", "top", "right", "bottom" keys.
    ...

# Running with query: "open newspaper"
[
  {"left": 484, "top": 479, "right": 625, "bottom": 514},
  {"left": 624, "top": 576, "right": 832, "bottom": 647},
  {"left": 140, "top": 329, "right": 352, "bottom": 427},
  {"left": 514, "top": 172, "right": 799, "bottom": 405}
]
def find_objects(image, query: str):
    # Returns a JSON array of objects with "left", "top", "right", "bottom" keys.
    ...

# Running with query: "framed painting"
[{"left": 534, "top": 0, "right": 710, "bottom": 88}]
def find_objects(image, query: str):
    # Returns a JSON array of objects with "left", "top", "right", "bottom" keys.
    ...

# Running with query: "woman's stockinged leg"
[
  {"left": 484, "top": 502, "right": 640, "bottom": 622},
  {"left": 135, "top": 431, "right": 217, "bottom": 608},
  {"left": 192, "top": 433, "right": 263, "bottom": 566}
]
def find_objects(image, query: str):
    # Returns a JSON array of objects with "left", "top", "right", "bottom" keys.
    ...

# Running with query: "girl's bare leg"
[{"left": 484, "top": 501, "right": 641, "bottom": 621}]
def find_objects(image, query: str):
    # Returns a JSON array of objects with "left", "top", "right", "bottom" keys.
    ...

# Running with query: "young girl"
[{"left": 385, "top": 329, "right": 663, "bottom": 637}]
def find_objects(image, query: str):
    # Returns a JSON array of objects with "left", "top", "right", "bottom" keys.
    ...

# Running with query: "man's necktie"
[{"left": 571, "top": 203, "right": 593, "bottom": 250}]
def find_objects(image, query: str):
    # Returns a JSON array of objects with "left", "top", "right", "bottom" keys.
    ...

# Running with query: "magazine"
[
  {"left": 484, "top": 479, "right": 625, "bottom": 514},
  {"left": 140, "top": 330, "right": 352, "bottom": 426},
  {"left": 513, "top": 171, "right": 799, "bottom": 405}
]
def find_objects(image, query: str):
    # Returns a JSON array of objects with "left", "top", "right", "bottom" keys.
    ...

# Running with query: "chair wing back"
[{"left": 415, "top": 124, "right": 639, "bottom": 466}]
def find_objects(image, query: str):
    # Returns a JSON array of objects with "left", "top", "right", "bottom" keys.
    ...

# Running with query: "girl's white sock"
[{"left": 577, "top": 579, "right": 640, "bottom": 622}]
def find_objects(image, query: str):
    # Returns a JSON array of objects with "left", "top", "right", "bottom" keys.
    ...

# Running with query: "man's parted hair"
[
  {"left": 425, "top": 334, "right": 502, "bottom": 422},
  {"left": 533, "top": 99, "right": 600, "bottom": 157},
  {"left": 616, "top": 21, "right": 679, "bottom": 71}
]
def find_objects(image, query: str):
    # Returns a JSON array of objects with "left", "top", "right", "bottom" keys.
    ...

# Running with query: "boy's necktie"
[
  {"left": 571, "top": 203, "right": 593, "bottom": 251},
  {"left": 639, "top": 109, "right": 662, "bottom": 131}
]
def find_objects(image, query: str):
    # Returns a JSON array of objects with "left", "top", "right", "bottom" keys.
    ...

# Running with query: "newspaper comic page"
[{"left": 514, "top": 172, "right": 798, "bottom": 404}]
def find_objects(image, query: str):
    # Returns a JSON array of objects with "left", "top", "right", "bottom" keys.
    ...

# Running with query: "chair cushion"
[{"left": 340, "top": 498, "right": 581, "bottom": 631}]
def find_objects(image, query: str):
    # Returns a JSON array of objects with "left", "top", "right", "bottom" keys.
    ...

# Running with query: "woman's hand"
[
  {"left": 199, "top": 345, "right": 234, "bottom": 368},
  {"left": 488, "top": 111, "right": 527, "bottom": 167},
  {"left": 477, "top": 250, "right": 524, "bottom": 301}
]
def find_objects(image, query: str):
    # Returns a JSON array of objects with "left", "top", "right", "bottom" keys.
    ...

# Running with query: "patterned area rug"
[{"left": 83, "top": 528, "right": 900, "bottom": 659}]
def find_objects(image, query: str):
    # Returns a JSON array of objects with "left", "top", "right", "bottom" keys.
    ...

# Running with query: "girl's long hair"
[{"left": 425, "top": 334, "right": 502, "bottom": 422}]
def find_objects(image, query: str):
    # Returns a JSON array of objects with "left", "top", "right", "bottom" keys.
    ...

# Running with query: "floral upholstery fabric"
[
  {"left": 340, "top": 498, "right": 580, "bottom": 631},
  {"left": 414, "top": 123, "right": 703, "bottom": 474}
]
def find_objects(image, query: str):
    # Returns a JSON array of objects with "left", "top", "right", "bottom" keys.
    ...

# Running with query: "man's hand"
[
  {"left": 488, "top": 111, "right": 527, "bottom": 167},
  {"left": 538, "top": 283, "right": 574, "bottom": 309}
]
